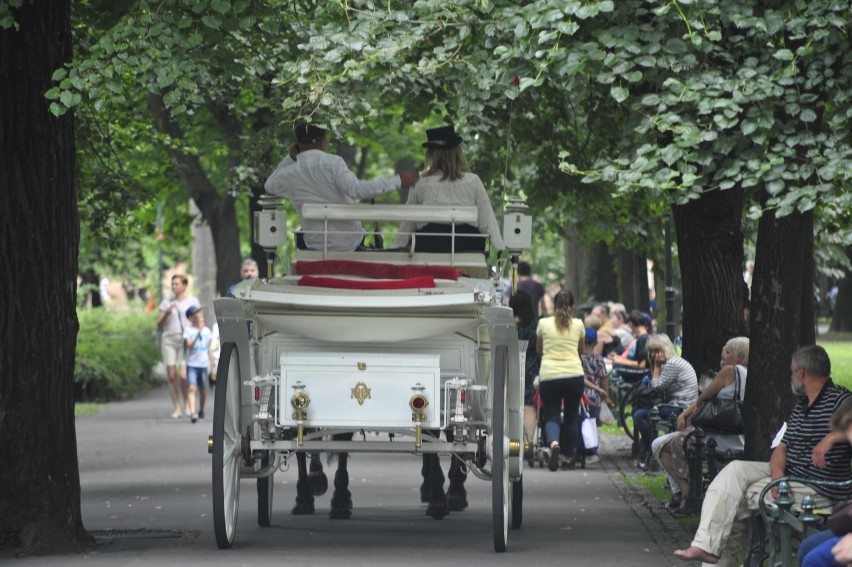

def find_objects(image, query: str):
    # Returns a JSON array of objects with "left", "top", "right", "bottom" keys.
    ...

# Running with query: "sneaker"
[
  {"left": 190, "top": 413, "right": 198, "bottom": 423},
  {"left": 171, "top": 411, "right": 182, "bottom": 419},
  {"left": 197, "top": 411, "right": 205, "bottom": 419},
  {"left": 548, "top": 444, "right": 561, "bottom": 471}
]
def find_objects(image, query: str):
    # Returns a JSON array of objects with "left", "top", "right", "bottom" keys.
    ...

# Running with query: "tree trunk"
[
  {"left": 587, "top": 241, "right": 619, "bottom": 303},
  {"left": 618, "top": 250, "right": 650, "bottom": 314},
  {"left": 673, "top": 189, "right": 748, "bottom": 378},
  {"left": 743, "top": 202, "right": 815, "bottom": 460},
  {"left": 0, "top": 1, "right": 91, "bottom": 553},
  {"left": 563, "top": 235, "right": 586, "bottom": 302},
  {"left": 829, "top": 251, "right": 852, "bottom": 332}
]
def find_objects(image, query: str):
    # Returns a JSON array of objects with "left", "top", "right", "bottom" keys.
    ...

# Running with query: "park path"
[{"left": 16, "top": 384, "right": 695, "bottom": 566}]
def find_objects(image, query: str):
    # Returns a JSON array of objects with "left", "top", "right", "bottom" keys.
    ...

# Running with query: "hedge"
[{"left": 75, "top": 308, "right": 160, "bottom": 402}]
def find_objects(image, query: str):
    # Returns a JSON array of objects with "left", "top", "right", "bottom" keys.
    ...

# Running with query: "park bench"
[
  {"left": 743, "top": 476, "right": 852, "bottom": 567},
  {"left": 682, "top": 427, "right": 744, "bottom": 515}
]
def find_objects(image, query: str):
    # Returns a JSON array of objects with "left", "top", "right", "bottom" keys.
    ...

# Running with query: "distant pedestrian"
[
  {"left": 503, "top": 261, "right": 547, "bottom": 317},
  {"left": 227, "top": 258, "right": 259, "bottom": 298},
  {"left": 157, "top": 274, "right": 199, "bottom": 419},
  {"left": 183, "top": 305, "right": 212, "bottom": 423}
]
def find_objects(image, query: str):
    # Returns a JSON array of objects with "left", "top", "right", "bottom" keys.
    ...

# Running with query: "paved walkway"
[{"left": 16, "top": 385, "right": 697, "bottom": 566}]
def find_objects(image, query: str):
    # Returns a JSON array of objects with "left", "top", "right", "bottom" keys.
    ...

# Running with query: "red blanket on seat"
[
  {"left": 294, "top": 260, "right": 464, "bottom": 280},
  {"left": 298, "top": 275, "right": 436, "bottom": 290}
]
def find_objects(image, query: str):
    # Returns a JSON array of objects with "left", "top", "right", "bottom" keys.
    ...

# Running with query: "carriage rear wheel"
[
  {"left": 213, "top": 342, "right": 242, "bottom": 548},
  {"left": 257, "top": 453, "right": 274, "bottom": 527},
  {"left": 492, "top": 345, "right": 509, "bottom": 552}
]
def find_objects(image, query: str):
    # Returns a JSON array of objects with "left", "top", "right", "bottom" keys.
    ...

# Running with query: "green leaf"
[
  {"left": 202, "top": 15, "right": 221, "bottom": 30},
  {"left": 51, "top": 68, "right": 67, "bottom": 81},
  {"left": 59, "top": 90, "right": 75, "bottom": 108},
  {"left": 211, "top": 0, "right": 230, "bottom": 14},
  {"left": 610, "top": 85, "right": 628, "bottom": 103},
  {"left": 800, "top": 109, "right": 817, "bottom": 122},
  {"left": 772, "top": 49, "right": 794, "bottom": 61},
  {"left": 49, "top": 102, "right": 66, "bottom": 117},
  {"left": 44, "top": 87, "right": 60, "bottom": 100}
]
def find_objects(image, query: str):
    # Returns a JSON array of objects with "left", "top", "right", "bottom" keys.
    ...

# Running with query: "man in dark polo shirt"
[{"left": 675, "top": 345, "right": 852, "bottom": 566}]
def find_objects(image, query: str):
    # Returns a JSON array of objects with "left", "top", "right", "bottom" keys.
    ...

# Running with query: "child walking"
[{"left": 183, "top": 305, "right": 212, "bottom": 423}]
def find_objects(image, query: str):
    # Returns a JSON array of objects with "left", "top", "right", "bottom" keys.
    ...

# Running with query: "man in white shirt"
[{"left": 264, "top": 123, "right": 419, "bottom": 251}]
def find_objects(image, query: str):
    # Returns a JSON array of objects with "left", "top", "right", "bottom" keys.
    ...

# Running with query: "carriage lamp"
[
  {"left": 409, "top": 389, "right": 429, "bottom": 449},
  {"left": 290, "top": 390, "right": 311, "bottom": 447}
]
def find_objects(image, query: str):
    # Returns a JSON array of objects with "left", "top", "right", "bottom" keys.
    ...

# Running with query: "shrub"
[{"left": 75, "top": 308, "right": 160, "bottom": 402}]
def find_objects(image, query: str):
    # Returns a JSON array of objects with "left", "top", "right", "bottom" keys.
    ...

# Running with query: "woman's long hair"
[
  {"left": 553, "top": 290, "right": 575, "bottom": 332},
  {"left": 424, "top": 146, "right": 468, "bottom": 181}
]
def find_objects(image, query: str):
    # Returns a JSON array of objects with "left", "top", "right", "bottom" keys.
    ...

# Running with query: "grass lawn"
[
  {"left": 75, "top": 402, "right": 107, "bottom": 418},
  {"left": 819, "top": 340, "right": 852, "bottom": 389}
]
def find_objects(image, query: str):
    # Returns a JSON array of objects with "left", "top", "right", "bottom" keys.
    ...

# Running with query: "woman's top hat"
[
  {"left": 422, "top": 125, "right": 463, "bottom": 149},
  {"left": 295, "top": 122, "right": 327, "bottom": 144}
]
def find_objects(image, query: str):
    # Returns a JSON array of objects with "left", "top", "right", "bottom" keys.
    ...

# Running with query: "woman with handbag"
[{"left": 653, "top": 337, "right": 749, "bottom": 512}]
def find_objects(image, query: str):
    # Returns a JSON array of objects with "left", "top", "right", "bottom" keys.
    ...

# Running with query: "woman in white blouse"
[{"left": 396, "top": 125, "right": 506, "bottom": 253}]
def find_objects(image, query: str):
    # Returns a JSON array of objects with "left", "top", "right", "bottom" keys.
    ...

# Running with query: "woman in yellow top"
[{"left": 536, "top": 290, "right": 586, "bottom": 471}]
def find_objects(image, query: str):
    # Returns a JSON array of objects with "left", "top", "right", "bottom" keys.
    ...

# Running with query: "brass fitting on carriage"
[
  {"left": 290, "top": 383, "right": 310, "bottom": 447},
  {"left": 409, "top": 387, "right": 429, "bottom": 449}
]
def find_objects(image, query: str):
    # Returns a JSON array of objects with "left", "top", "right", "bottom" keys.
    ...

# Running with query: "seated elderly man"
[{"left": 675, "top": 345, "right": 852, "bottom": 566}]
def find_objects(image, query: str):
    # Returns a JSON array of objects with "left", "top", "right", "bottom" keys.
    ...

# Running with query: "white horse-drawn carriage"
[{"left": 210, "top": 197, "right": 532, "bottom": 551}]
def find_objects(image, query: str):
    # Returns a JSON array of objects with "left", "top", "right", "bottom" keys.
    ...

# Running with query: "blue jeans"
[
  {"left": 633, "top": 404, "right": 683, "bottom": 452},
  {"left": 539, "top": 376, "right": 585, "bottom": 457},
  {"left": 799, "top": 530, "right": 842, "bottom": 567}
]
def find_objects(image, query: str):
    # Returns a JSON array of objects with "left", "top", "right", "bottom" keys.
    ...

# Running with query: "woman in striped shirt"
[{"left": 633, "top": 334, "right": 699, "bottom": 467}]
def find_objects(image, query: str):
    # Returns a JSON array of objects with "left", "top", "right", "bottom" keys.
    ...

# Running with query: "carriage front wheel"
[
  {"left": 212, "top": 342, "right": 242, "bottom": 548},
  {"left": 492, "top": 345, "right": 510, "bottom": 552}
]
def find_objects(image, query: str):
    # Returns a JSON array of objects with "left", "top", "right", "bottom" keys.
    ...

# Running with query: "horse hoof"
[
  {"left": 308, "top": 472, "right": 328, "bottom": 496},
  {"left": 329, "top": 507, "right": 352, "bottom": 520},
  {"left": 426, "top": 503, "right": 450, "bottom": 519},
  {"left": 447, "top": 491, "right": 468, "bottom": 512},
  {"left": 419, "top": 484, "right": 431, "bottom": 503},
  {"left": 291, "top": 501, "right": 315, "bottom": 515}
]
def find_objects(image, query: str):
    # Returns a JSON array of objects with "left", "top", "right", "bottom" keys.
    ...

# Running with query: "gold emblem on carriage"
[
  {"left": 351, "top": 381, "right": 371, "bottom": 405},
  {"left": 357, "top": 362, "right": 367, "bottom": 371}
]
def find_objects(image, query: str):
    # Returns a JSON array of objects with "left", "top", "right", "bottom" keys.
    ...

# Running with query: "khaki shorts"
[{"left": 161, "top": 333, "right": 186, "bottom": 367}]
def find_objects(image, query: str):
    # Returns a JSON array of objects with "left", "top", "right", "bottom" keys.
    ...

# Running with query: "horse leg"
[
  {"left": 420, "top": 454, "right": 432, "bottom": 503},
  {"left": 291, "top": 451, "right": 315, "bottom": 515},
  {"left": 445, "top": 429, "right": 468, "bottom": 511},
  {"left": 329, "top": 432, "right": 354, "bottom": 519},
  {"left": 447, "top": 456, "right": 468, "bottom": 511},
  {"left": 424, "top": 453, "right": 449, "bottom": 519},
  {"left": 308, "top": 452, "right": 328, "bottom": 496}
]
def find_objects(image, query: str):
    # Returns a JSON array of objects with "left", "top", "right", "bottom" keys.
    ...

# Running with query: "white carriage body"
[{"left": 211, "top": 201, "right": 532, "bottom": 551}]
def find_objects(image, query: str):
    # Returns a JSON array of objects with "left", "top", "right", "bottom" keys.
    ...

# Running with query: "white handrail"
[{"left": 301, "top": 203, "right": 478, "bottom": 224}]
